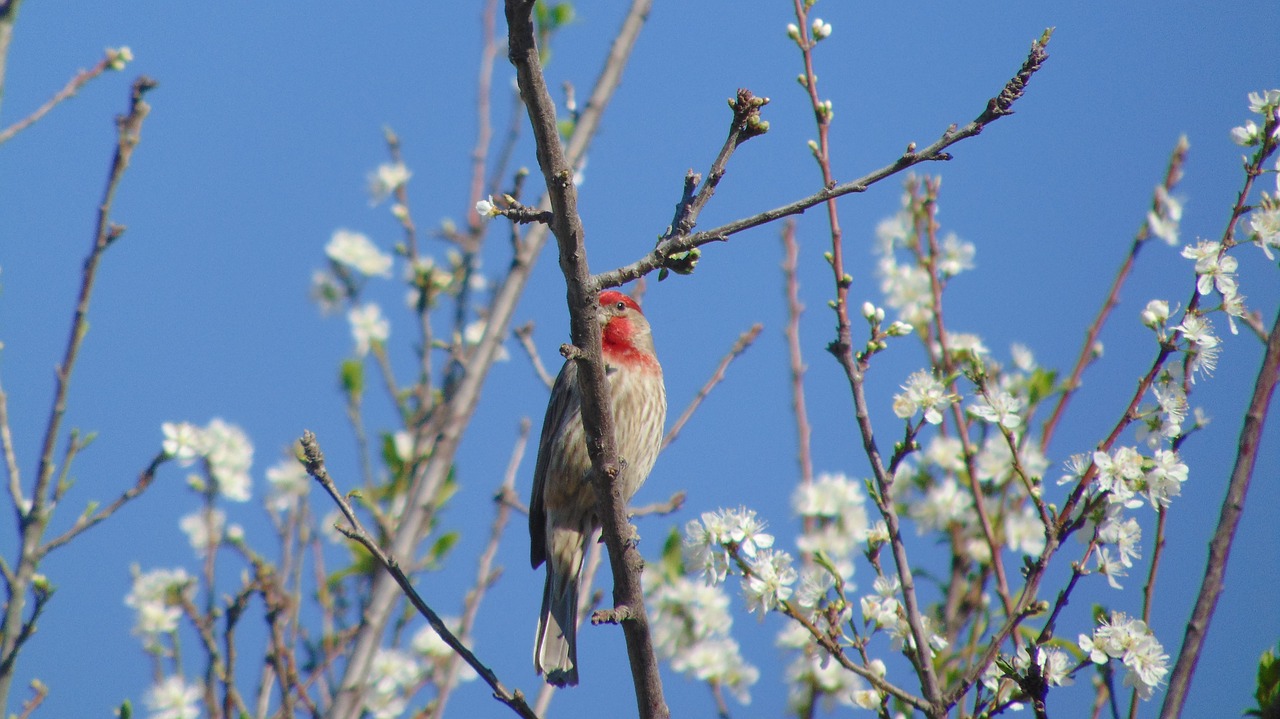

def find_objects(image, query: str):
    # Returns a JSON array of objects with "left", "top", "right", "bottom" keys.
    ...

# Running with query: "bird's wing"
[{"left": 529, "top": 359, "right": 579, "bottom": 569}]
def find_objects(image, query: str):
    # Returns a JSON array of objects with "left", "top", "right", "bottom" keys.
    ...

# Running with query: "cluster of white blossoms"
[
  {"left": 124, "top": 566, "right": 194, "bottom": 649},
  {"left": 363, "top": 648, "right": 424, "bottom": 719},
  {"left": 874, "top": 182, "right": 978, "bottom": 328},
  {"left": 645, "top": 570, "right": 759, "bottom": 704},
  {"left": 143, "top": 675, "right": 200, "bottom": 719},
  {"left": 786, "top": 17, "right": 833, "bottom": 44},
  {"left": 967, "top": 389, "right": 1025, "bottom": 430},
  {"left": 792, "top": 473, "right": 871, "bottom": 577},
  {"left": 161, "top": 419, "right": 254, "bottom": 502},
  {"left": 1146, "top": 172, "right": 1187, "bottom": 246},
  {"left": 1079, "top": 611, "right": 1170, "bottom": 700},
  {"left": 684, "top": 507, "right": 803, "bottom": 618},
  {"left": 358, "top": 620, "right": 477, "bottom": 719},
  {"left": 1230, "top": 90, "right": 1280, "bottom": 147},
  {"left": 1232, "top": 91, "right": 1280, "bottom": 260},
  {"left": 1088, "top": 445, "right": 1189, "bottom": 510},
  {"left": 860, "top": 576, "right": 948, "bottom": 657}
]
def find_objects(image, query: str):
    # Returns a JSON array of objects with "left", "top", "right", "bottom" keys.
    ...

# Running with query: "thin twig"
[
  {"left": 300, "top": 431, "right": 539, "bottom": 719},
  {"left": 514, "top": 322, "right": 556, "bottom": 389},
  {"left": 630, "top": 491, "right": 686, "bottom": 518},
  {"left": 0, "top": 48, "right": 127, "bottom": 145},
  {"left": 39, "top": 451, "right": 165, "bottom": 554},
  {"left": 0, "top": 386, "right": 24, "bottom": 518},
  {"left": 1040, "top": 136, "right": 1190, "bottom": 451},
  {"left": 593, "top": 30, "right": 1055, "bottom": 292},
  {"left": 661, "top": 324, "right": 762, "bottom": 449}
]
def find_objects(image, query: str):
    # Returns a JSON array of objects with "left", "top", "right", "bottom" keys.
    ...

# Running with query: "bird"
[{"left": 529, "top": 289, "right": 666, "bottom": 686}]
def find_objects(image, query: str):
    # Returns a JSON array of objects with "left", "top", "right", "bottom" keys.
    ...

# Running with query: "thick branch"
[
  {"left": 506, "top": 1, "right": 668, "bottom": 717},
  {"left": 325, "top": 2, "right": 650, "bottom": 713}
]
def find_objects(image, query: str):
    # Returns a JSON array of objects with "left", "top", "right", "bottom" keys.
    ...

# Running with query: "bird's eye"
[{"left": 615, "top": 301, "right": 627, "bottom": 311}]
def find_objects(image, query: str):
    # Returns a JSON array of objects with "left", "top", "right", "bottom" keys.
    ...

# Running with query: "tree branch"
[
  {"left": 0, "top": 76, "right": 156, "bottom": 708},
  {"left": 594, "top": 29, "right": 1054, "bottom": 290},
  {"left": 506, "top": 0, "right": 667, "bottom": 716},
  {"left": 301, "top": 431, "right": 540, "bottom": 719},
  {"left": 325, "top": 1, "right": 650, "bottom": 712},
  {"left": 661, "top": 323, "right": 762, "bottom": 450},
  {"left": 1159, "top": 303, "right": 1280, "bottom": 718}
]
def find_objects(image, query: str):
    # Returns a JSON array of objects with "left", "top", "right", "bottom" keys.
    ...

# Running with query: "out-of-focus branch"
[
  {"left": 1040, "top": 136, "right": 1190, "bottom": 451},
  {"left": 781, "top": 222, "right": 814, "bottom": 490},
  {"left": 466, "top": 0, "right": 500, "bottom": 231},
  {"left": 595, "top": 30, "right": 1054, "bottom": 290},
  {"left": 0, "top": 387, "right": 23, "bottom": 520},
  {"left": 39, "top": 451, "right": 165, "bottom": 554},
  {"left": 661, "top": 324, "right": 762, "bottom": 450},
  {"left": 300, "top": 431, "right": 540, "bottom": 719},
  {"left": 0, "top": 76, "right": 155, "bottom": 709},
  {"left": 0, "top": 0, "right": 26, "bottom": 119},
  {"left": 506, "top": 0, "right": 667, "bottom": 717},
  {"left": 514, "top": 322, "right": 557, "bottom": 389},
  {"left": 0, "top": 48, "right": 131, "bottom": 145},
  {"left": 1159, "top": 304, "right": 1280, "bottom": 719},
  {"left": 630, "top": 491, "right": 686, "bottom": 518}
]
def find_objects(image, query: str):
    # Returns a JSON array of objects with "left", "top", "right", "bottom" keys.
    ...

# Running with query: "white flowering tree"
[{"left": 1, "top": 2, "right": 1279, "bottom": 719}]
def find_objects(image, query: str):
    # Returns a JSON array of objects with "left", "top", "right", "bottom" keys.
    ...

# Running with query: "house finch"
[{"left": 529, "top": 290, "right": 666, "bottom": 686}]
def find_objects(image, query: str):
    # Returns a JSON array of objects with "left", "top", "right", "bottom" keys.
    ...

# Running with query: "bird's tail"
[{"left": 535, "top": 543, "right": 583, "bottom": 686}]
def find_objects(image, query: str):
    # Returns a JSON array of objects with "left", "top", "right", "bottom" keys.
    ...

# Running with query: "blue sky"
[{"left": 1, "top": 2, "right": 1278, "bottom": 717}]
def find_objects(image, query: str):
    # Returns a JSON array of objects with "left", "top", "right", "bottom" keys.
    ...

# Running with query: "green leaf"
[
  {"left": 659, "top": 527, "right": 685, "bottom": 581},
  {"left": 425, "top": 531, "right": 460, "bottom": 568},
  {"left": 663, "top": 248, "right": 701, "bottom": 276},
  {"left": 1247, "top": 641, "right": 1280, "bottom": 719},
  {"left": 116, "top": 699, "right": 133, "bottom": 719},
  {"left": 340, "top": 359, "right": 365, "bottom": 398},
  {"left": 1026, "top": 367, "right": 1057, "bottom": 405}
]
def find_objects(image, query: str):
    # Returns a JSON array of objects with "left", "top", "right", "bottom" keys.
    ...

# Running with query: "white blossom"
[
  {"left": 363, "top": 649, "right": 423, "bottom": 719},
  {"left": 349, "top": 303, "right": 390, "bottom": 357},
  {"left": 741, "top": 549, "right": 797, "bottom": 614},
  {"left": 179, "top": 509, "right": 225, "bottom": 557},
  {"left": 265, "top": 457, "right": 310, "bottom": 513},
  {"left": 326, "top": 229, "right": 393, "bottom": 277},
  {"left": 967, "top": 389, "right": 1024, "bottom": 429},
  {"left": 144, "top": 676, "right": 201, "bottom": 719},
  {"left": 893, "top": 370, "right": 957, "bottom": 424},
  {"left": 368, "top": 162, "right": 411, "bottom": 204}
]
